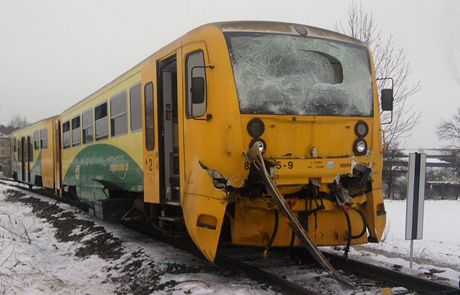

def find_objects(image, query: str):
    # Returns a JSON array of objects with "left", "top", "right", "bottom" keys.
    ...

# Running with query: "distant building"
[
  {"left": 0, "top": 133, "right": 11, "bottom": 177},
  {"left": 426, "top": 180, "right": 460, "bottom": 200}
]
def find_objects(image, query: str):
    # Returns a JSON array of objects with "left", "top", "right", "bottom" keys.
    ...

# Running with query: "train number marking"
[
  {"left": 276, "top": 161, "right": 294, "bottom": 170},
  {"left": 147, "top": 157, "right": 154, "bottom": 173},
  {"left": 244, "top": 161, "right": 294, "bottom": 170}
]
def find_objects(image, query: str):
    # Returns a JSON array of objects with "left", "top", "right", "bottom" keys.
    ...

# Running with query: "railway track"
[{"left": 1, "top": 178, "right": 459, "bottom": 295}]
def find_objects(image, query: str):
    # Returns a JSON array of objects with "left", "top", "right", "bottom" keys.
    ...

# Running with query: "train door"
[
  {"left": 20, "top": 137, "right": 25, "bottom": 181},
  {"left": 54, "top": 120, "right": 62, "bottom": 196},
  {"left": 157, "top": 56, "right": 180, "bottom": 204},
  {"left": 26, "top": 136, "right": 31, "bottom": 183}
]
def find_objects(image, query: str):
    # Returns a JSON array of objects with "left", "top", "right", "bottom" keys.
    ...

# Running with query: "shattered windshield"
[{"left": 226, "top": 33, "right": 373, "bottom": 116}]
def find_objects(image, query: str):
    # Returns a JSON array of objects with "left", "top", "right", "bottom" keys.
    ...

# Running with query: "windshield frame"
[{"left": 224, "top": 32, "right": 374, "bottom": 117}]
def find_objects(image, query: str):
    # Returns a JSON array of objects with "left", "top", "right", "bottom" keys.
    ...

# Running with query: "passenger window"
[
  {"left": 12, "top": 138, "right": 16, "bottom": 152},
  {"left": 82, "top": 109, "right": 93, "bottom": 144},
  {"left": 110, "top": 91, "right": 127, "bottom": 136},
  {"left": 130, "top": 84, "right": 142, "bottom": 131},
  {"left": 71, "top": 116, "right": 81, "bottom": 146},
  {"left": 40, "top": 128, "right": 48, "bottom": 149},
  {"left": 63, "top": 121, "right": 71, "bottom": 148},
  {"left": 144, "top": 82, "right": 154, "bottom": 150},
  {"left": 34, "top": 130, "right": 39, "bottom": 150},
  {"left": 95, "top": 102, "right": 108, "bottom": 140},
  {"left": 186, "top": 51, "right": 207, "bottom": 117}
]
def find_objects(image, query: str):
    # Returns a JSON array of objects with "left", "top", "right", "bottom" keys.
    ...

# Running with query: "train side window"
[
  {"left": 95, "top": 102, "right": 108, "bottom": 141},
  {"left": 71, "top": 116, "right": 81, "bottom": 146},
  {"left": 186, "top": 50, "right": 207, "bottom": 117},
  {"left": 130, "top": 84, "right": 142, "bottom": 131},
  {"left": 34, "top": 130, "right": 40, "bottom": 150},
  {"left": 12, "top": 137, "right": 16, "bottom": 152},
  {"left": 63, "top": 121, "right": 71, "bottom": 149},
  {"left": 110, "top": 91, "right": 127, "bottom": 137},
  {"left": 40, "top": 128, "right": 48, "bottom": 149},
  {"left": 82, "top": 109, "right": 93, "bottom": 144},
  {"left": 144, "top": 82, "right": 154, "bottom": 151}
]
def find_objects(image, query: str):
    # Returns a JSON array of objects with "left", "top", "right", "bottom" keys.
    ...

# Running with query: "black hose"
[
  {"left": 266, "top": 209, "right": 279, "bottom": 251},
  {"left": 342, "top": 208, "right": 352, "bottom": 259},
  {"left": 351, "top": 207, "right": 368, "bottom": 239},
  {"left": 286, "top": 229, "right": 296, "bottom": 260}
]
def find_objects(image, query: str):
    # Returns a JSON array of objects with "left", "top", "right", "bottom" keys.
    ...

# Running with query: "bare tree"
[
  {"left": 436, "top": 107, "right": 460, "bottom": 147},
  {"left": 337, "top": 1, "right": 421, "bottom": 150},
  {"left": 7, "top": 114, "right": 28, "bottom": 131}
]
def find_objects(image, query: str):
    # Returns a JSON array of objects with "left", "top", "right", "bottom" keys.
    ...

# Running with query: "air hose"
[
  {"left": 342, "top": 205, "right": 368, "bottom": 259},
  {"left": 264, "top": 209, "right": 279, "bottom": 257}
]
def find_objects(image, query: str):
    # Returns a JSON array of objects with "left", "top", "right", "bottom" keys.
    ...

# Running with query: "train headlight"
[
  {"left": 250, "top": 138, "right": 266, "bottom": 154},
  {"left": 353, "top": 139, "right": 367, "bottom": 156},
  {"left": 247, "top": 118, "right": 265, "bottom": 138},
  {"left": 354, "top": 121, "right": 369, "bottom": 138}
]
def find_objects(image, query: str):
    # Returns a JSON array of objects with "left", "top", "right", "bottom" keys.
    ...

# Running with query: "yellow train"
[{"left": 10, "top": 21, "right": 393, "bottom": 278}]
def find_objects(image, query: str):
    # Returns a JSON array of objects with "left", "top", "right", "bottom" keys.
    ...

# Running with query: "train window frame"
[
  {"left": 144, "top": 82, "right": 155, "bottom": 151},
  {"left": 95, "top": 101, "right": 108, "bottom": 141},
  {"left": 129, "top": 83, "right": 142, "bottom": 132},
  {"left": 185, "top": 50, "right": 207, "bottom": 118},
  {"left": 40, "top": 128, "right": 48, "bottom": 149},
  {"left": 110, "top": 90, "right": 128, "bottom": 137},
  {"left": 62, "top": 121, "right": 71, "bottom": 149},
  {"left": 82, "top": 108, "right": 93, "bottom": 144},
  {"left": 33, "top": 130, "right": 40, "bottom": 150},
  {"left": 71, "top": 116, "right": 81, "bottom": 147}
]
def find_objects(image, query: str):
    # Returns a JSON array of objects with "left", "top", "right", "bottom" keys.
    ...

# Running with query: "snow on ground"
[
  {"left": 0, "top": 183, "right": 270, "bottom": 295},
  {"left": 0, "top": 180, "right": 459, "bottom": 294},
  {"left": 348, "top": 199, "right": 460, "bottom": 286}
]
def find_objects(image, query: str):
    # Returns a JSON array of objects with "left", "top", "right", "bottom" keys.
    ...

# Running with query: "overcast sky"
[{"left": 0, "top": 0, "right": 459, "bottom": 148}]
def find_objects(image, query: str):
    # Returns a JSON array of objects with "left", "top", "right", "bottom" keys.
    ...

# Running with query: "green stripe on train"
[{"left": 63, "top": 144, "right": 143, "bottom": 202}]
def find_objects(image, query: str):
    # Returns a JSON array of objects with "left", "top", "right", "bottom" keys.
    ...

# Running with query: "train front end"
[{"left": 224, "top": 25, "right": 387, "bottom": 250}]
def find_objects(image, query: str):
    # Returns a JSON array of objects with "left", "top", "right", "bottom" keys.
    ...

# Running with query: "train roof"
[
  {"left": 208, "top": 21, "right": 365, "bottom": 46},
  {"left": 60, "top": 21, "right": 365, "bottom": 115},
  {"left": 10, "top": 115, "right": 58, "bottom": 136}
]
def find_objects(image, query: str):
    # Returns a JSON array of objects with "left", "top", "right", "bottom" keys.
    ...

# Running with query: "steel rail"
[{"left": 323, "top": 252, "right": 460, "bottom": 294}]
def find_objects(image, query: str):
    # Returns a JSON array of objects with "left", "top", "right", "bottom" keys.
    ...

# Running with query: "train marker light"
[
  {"left": 354, "top": 121, "right": 369, "bottom": 138},
  {"left": 247, "top": 118, "right": 265, "bottom": 138}
]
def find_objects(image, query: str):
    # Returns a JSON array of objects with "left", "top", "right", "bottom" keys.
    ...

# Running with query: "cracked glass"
[{"left": 226, "top": 33, "right": 373, "bottom": 116}]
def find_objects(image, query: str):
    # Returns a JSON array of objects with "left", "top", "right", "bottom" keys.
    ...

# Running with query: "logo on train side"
[{"left": 109, "top": 162, "right": 129, "bottom": 179}]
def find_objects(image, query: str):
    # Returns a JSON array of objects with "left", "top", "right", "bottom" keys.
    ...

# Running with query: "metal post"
[{"left": 409, "top": 239, "right": 414, "bottom": 269}]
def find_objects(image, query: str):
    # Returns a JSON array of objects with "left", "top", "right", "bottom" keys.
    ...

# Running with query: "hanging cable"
[
  {"left": 264, "top": 209, "right": 279, "bottom": 257},
  {"left": 342, "top": 205, "right": 352, "bottom": 259}
]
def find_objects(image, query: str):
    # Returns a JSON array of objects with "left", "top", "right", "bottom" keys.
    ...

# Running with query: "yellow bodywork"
[
  {"left": 10, "top": 21, "right": 386, "bottom": 264},
  {"left": 59, "top": 70, "right": 144, "bottom": 188},
  {"left": 142, "top": 22, "right": 387, "bottom": 261},
  {"left": 10, "top": 116, "right": 57, "bottom": 189}
]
